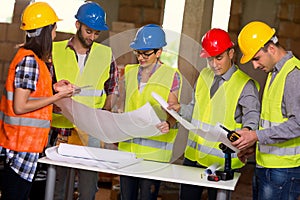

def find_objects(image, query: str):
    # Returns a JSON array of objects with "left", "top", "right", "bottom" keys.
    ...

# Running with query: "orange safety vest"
[{"left": 0, "top": 48, "right": 53, "bottom": 153}]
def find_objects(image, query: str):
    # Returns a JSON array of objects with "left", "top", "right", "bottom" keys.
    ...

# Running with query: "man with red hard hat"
[{"left": 168, "top": 28, "right": 260, "bottom": 199}]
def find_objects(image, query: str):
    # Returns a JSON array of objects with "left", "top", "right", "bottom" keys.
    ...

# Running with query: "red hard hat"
[{"left": 200, "top": 28, "right": 234, "bottom": 58}]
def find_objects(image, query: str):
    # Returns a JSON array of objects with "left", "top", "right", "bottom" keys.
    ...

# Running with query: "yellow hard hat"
[
  {"left": 238, "top": 21, "right": 275, "bottom": 64},
  {"left": 20, "top": 2, "right": 61, "bottom": 31}
]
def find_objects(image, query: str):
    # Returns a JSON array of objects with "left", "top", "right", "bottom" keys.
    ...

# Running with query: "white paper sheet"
[
  {"left": 58, "top": 143, "right": 136, "bottom": 163},
  {"left": 151, "top": 92, "right": 239, "bottom": 152},
  {"left": 45, "top": 144, "right": 142, "bottom": 169},
  {"left": 55, "top": 98, "right": 161, "bottom": 143}
]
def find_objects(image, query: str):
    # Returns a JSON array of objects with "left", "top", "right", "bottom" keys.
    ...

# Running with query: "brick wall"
[
  {"left": 277, "top": 0, "right": 300, "bottom": 57},
  {"left": 118, "top": 0, "right": 165, "bottom": 28},
  {"left": 228, "top": 0, "right": 242, "bottom": 64},
  {"left": 0, "top": 0, "right": 166, "bottom": 90},
  {"left": 0, "top": 0, "right": 118, "bottom": 93},
  {"left": 2, "top": 0, "right": 300, "bottom": 94},
  {"left": 109, "top": 21, "right": 137, "bottom": 66},
  {"left": 113, "top": 0, "right": 165, "bottom": 65},
  {"left": 229, "top": 0, "right": 300, "bottom": 58},
  {"left": 0, "top": 0, "right": 30, "bottom": 93}
]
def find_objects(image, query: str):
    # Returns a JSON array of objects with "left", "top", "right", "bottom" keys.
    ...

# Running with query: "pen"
[
  {"left": 74, "top": 85, "right": 93, "bottom": 93},
  {"left": 78, "top": 85, "right": 93, "bottom": 89}
]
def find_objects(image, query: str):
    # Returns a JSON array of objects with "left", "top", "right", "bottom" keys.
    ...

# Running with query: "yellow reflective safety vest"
[
  {"left": 52, "top": 40, "right": 111, "bottom": 128},
  {"left": 257, "top": 56, "right": 300, "bottom": 168},
  {"left": 118, "top": 64, "right": 181, "bottom": 162},
  {"left": 185, "top": 67, "right": 256, "bottom": 169}
]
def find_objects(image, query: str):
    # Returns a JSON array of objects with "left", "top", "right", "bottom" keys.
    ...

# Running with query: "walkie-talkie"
[
  {"left": 214, "top": 124, "right": 240, "bottom": 181},
  {"left": 220, "top": 125, "right": 241, "bottom": 142}
]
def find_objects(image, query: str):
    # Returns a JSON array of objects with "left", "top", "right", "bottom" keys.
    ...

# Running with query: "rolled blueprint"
[{"left": 204, "top": 163, "right": 221, "bottom": 175}]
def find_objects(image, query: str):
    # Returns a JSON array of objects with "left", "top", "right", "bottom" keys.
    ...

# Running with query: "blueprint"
[
  {"left": 55, "top": 98, "right": 162, "bottom": 143},
  {"left": 151, "top": 92, "right": 239, "bottom": 152}
]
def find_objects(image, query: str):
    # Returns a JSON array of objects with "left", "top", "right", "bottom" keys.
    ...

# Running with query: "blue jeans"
[
  {"left": 180, "top": 158, "right": 217, "bottom": 200},
  {"left": 120, "top": 175, "right": 160, "bottom": 200},
  {"left": 253, "top": 167, "right": 300, "bottom": 200}
]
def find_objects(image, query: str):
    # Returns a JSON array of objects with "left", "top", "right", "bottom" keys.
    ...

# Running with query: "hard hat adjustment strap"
[
  {"left": 270, "top": 36, "right": 278, "bottom": 44},
  {"left": 26, "top": 28, "right": 42, "bottom": 38}
]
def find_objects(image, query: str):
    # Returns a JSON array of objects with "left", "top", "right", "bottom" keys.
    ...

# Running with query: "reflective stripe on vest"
[
  {"left": 122, "top": 138, "right": 174, "bottom": 150},
  {"left": 260, "top": 119, "right": 281, "bottom": 128},
  {"left": 118, "top": 64, "right": 181, "bottom": 162},
  {"left": 259, "top": 144, "right": 300, "bottom": 156},
  {"left": 52, "top": 41, "right": 111, "bottom": 128},
  {"left": 120, "top": 128, "right": 177, "bottom": 162},
  {"left": 258, "top": 119, "right": 300, "bottom": 165},
  {"left": 0, "top": 48, "right": 52, "bottom": 153},
  {"left": 76, "top": 89, "right": 105, "bottom": 97},
  {"left": 187, "top": 139, "right": 238, "bottom": 158},
  {"left": 185, "top": 67, "right": 253, "bottom": 169},
  {"left": 4, "top": 89, "right": 42, "bottom": 101},
  {"left": 0, "top": 111, "right": 50, "bottom": 128},
  {"left": 187, "top": 119, "right": 240, "bottom": 158},
  {"left": 257, "top": 56, "right": 300, "bottom": 168}
]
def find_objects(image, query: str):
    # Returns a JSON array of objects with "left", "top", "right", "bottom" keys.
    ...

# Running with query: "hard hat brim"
[
  {"left": 240, "top": 55, "right": 252, "bottom": 64},
  {"left": 200, "top": 49, "right": 210, "bottom": 58}
]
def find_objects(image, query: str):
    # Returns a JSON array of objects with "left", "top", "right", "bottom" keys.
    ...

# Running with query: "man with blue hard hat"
[{"left": 50, "top": 2, "right": 118, "bottom": 199}]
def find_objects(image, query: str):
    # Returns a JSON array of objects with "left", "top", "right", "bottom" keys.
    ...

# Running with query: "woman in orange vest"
[{"left": 0, "top": 2, "right": 75, "bottom": 199}]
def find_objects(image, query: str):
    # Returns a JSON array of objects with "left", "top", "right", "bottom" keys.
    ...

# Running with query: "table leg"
[
  {"left": 217, "top": 189, "right": 231, "bottom": 200},
  {"left": 44, "top": 165, "right": 56, "bottom": 200},
  {"left": 66, "top": 168, "right": 75, "bottom": 200}
]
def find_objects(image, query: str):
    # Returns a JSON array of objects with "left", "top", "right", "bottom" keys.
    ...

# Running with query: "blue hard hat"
[
  {"left": 75, "top": 2, "right": 108, "bottom": 31},
  {"left": 130, "top": 24, "right": 167, "bottom": 50}
]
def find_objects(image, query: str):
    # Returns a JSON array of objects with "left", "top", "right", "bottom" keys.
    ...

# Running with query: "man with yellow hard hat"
[{"left": 233, "top": 21, "right": 300, "bottom": 200}]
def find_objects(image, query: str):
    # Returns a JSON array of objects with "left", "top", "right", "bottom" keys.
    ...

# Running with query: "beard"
[{"left": 76, "top": 27, "right": 93, "bottom": 49}]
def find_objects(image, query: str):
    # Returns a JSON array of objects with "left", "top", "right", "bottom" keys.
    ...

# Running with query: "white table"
[{"left": 39, "top": 157, "right": 240, "bottom": 200}]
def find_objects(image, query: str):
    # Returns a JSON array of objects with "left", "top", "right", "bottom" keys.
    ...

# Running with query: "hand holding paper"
[
  {"left": 151, "top": 92, "right": 195, "bottom": 130},
  {"left": 151, "top": 92, "right": 239, "bottom": 152},
  {"left": 55, "top": 98, "right": 161, "bottom": 143}
]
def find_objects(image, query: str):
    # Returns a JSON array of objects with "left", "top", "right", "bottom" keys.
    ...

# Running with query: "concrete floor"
[{"left": 94, "top": 163, "right": 255, "bottom": 200}]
